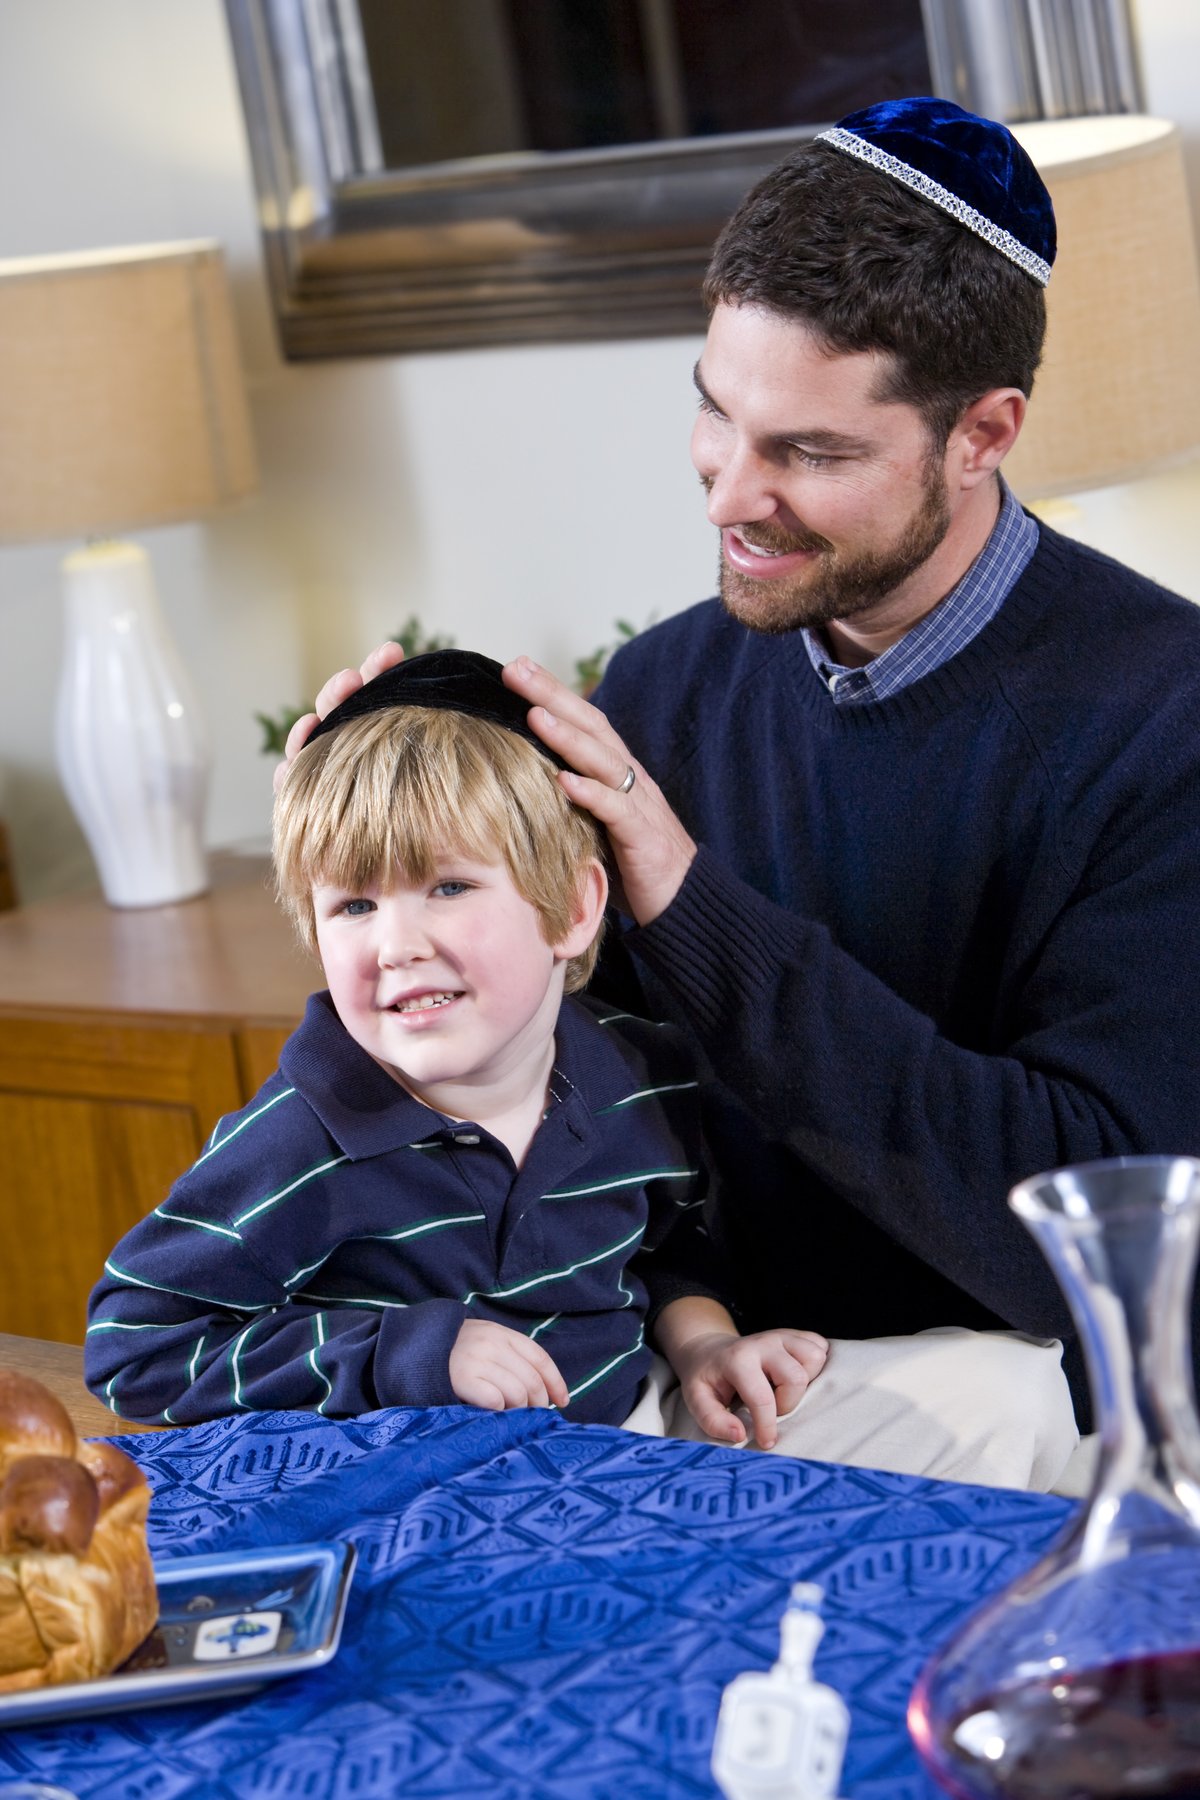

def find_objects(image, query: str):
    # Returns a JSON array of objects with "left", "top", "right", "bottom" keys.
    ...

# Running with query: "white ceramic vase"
[{"left": 55, "top": 540, "right": 211, "bottom": 908}]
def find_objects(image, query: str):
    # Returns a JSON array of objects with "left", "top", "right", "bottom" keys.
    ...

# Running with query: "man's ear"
[
  {"left": 554, "top": 859, "right": 609, "bottom": 962},
  {"left": 948, "top": 388, "right": 1026, "bottom": 490}
]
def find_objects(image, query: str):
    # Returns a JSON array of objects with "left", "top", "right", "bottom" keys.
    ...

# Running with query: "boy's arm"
[
  {"left": 630, "top": 1108, "right": 826, "bottom": 1450},
  {"left": 85, "top": 1205, "right": 468, "bottom": 1426},
  {"left": 583, "top": 1004, "right": 824, "bottom": 1445},
  {"left": 624, "top": 1071, "right": 734, "bottom": 1324},
  {"left": 654, "top": 1295, "right": 828, "bottom": 1449},
  {"left": 633, "top": 1201, "right": 731, "bottom": 1321}
]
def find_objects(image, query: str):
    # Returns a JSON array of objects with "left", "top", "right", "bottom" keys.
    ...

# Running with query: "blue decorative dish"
[{"left": 0, "top": 1540, "right": 356, "bottom": 1727}]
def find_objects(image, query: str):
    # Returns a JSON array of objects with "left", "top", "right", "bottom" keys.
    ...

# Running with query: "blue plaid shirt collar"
[{"left": 803, "top": 480, "right": 1038, "bottom": 706}]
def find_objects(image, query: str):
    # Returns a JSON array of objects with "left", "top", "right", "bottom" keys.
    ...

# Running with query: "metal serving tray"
[{"left": 0, "top": 1539, "right": 356, "bottom": 1727}]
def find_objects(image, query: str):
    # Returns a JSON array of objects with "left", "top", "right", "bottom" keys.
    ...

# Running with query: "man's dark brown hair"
[{"left": 703, "top": 144, "right": 1046, "bottom": 447}]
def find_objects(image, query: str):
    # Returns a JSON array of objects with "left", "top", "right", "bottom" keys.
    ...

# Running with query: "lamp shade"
[
  {"left": 0, "top": 240, "right": 257, "bottom": 542},
  {"left": 1005, "top": 116, "right": 1200, "bottom": 499}
]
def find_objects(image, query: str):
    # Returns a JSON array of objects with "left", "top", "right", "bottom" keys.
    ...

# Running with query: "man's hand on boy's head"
[
  {"left": 674, "top": 1327, "right": 829, "bottom": 1450},
  {"left": 502, "top": 656, "right": 699, "bottom": 927},
  {"left": 449, "top": 1318, "right": 570, "bottom": 1413},
  {"left": 273, "top": 641, "right": 406, "bottom": 793}
]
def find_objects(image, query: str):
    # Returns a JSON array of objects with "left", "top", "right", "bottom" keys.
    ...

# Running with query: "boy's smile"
[
  {"left": 387, "top": 988, "right": 463, "bottom": 1018},
  {"left": 312, "top": 850, "right": 585, "bottom": 1128}
]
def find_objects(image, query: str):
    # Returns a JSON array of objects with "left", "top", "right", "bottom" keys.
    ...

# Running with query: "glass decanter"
[{"left": 908, "top": 1155, "right": 1200, "bottom": 1800}]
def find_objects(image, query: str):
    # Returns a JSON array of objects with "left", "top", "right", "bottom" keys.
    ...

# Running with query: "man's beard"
[{"left": 713, "top": 462, "right": 953, "bottom": 637}]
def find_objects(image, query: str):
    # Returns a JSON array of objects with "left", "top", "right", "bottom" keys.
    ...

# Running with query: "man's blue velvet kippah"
[
  {"left": 818, "top": 96, "right": 1055, "bottom": 285},
  {"left": 306, "top": 647, "right": 570, "bottom": 771}
]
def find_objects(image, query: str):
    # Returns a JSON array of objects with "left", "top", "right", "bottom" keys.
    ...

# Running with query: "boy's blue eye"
[
  {"left": 433, "top": 880, "right": 471, "bottom": 898},
  {"left": 341, "top": 897, "right": 375, "bottom": 917}
]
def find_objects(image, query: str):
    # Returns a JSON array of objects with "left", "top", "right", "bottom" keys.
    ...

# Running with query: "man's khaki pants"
[{"left": 622, "top": 1327, "right": 1079, "bottom": 1493}]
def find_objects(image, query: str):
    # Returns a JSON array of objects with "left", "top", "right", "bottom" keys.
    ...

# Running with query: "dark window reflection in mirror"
[{"left": 356, "top": 0, "right": 930, "bottom": 174}]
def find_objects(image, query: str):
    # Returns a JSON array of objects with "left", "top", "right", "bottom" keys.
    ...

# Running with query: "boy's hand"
[
  {"left": 274, "top": 641, "right": 406, "bottom": 793},
  {"left": 672, "top": 1327, "right": 829, "bottom": 1449},
  {"left": 449, "top": 1319, "right": 570, "bottom": 1412}
]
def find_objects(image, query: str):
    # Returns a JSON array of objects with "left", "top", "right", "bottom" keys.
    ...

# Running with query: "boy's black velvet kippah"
[{"left": 305, "top": 648, "right": 570, "bottom": 771}]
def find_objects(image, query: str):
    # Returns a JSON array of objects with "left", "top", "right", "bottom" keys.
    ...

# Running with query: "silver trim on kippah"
[{"left": 816, "top": 126, "right": 1051, "bottom": 286}]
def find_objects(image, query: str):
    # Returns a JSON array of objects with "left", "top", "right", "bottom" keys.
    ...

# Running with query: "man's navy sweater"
[
  {"left": 85, "top": 992, "right": 723, "bottom": 1426},
  {"left": 594, "top": 521, "right": 1200, "bottom": 1422}
]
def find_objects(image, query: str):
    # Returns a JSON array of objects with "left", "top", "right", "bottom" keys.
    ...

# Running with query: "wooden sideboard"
[{"left": 0, "top": 855, "right": 315, "bottom": 1344}]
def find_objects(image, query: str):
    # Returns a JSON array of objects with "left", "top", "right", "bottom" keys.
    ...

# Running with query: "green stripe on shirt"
[
  {"left": 307, "top": 1313, "right": 333, "bottom": 1415},
  {"left": 594, "top": 1082, "right": 698, "bottom": 1114},
  {"left": 233, "top": 1155, "right": 350, "bottom": 1228},
  {"left": 542, "top": 1168, "right": 697, "bottom": 1199},
  {"left": 568, "top": 1327, "right": 646, "bottom": 1400},
  {"left": 463, "top": 1225, "right": 644, "bottom": 1305},
  {"left": 198, "top": 1086, "right": 297, "bottom": 1164},
  {"left": 101, "top": 1258, "right": 275, "bottom": 1314}
]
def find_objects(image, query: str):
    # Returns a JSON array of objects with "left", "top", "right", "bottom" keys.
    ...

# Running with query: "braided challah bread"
[{"left": 0, "top": 1370, "right": 157, "bottom": 1690}]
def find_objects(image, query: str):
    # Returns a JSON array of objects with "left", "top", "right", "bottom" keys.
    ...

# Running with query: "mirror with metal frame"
[{"left": 224, "top": 0, "right": 1143, "bottom": 360}]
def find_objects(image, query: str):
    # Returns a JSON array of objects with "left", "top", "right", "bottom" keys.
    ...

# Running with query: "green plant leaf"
[
  {"left": 255, "top": 706, "right": 306, "bottom": 755},
  {"left": 573, "top": 615, "right": 652, "bottom": 695}
]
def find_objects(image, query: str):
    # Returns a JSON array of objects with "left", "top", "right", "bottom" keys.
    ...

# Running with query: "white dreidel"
[{"left": 711, "top": 1582, "right": 849, "bottom": 1800}]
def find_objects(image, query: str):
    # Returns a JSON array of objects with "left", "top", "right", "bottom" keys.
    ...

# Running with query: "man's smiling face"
[{"left": 691, "top": 301, "right": 955, "bottom": 639}]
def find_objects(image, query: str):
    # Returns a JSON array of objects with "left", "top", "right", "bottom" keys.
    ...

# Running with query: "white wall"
[
  {"left": 2, "top": 0, "right": 1198, "bottom": 902},
  {"left": 0, "top": 0, "right": 713, "bottom": 900}
]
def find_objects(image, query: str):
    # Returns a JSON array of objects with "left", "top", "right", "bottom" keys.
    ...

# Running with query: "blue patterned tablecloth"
[{"left": 0, "top": 1407, "right": 1070, "bottom": 1798}]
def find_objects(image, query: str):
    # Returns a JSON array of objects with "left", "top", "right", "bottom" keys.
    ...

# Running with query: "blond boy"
[{"left": 86, "top": 652, "right": 825, "bottom": 1437}]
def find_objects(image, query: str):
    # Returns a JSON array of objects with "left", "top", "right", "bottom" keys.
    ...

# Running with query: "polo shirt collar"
[{"left": 279, "top": 989, "right": 638, "bottom": 1160}]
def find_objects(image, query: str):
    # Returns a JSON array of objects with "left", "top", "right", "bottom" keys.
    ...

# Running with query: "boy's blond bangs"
[{"left": 273, "top": 708, "right": 604, "bottom": 991}]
